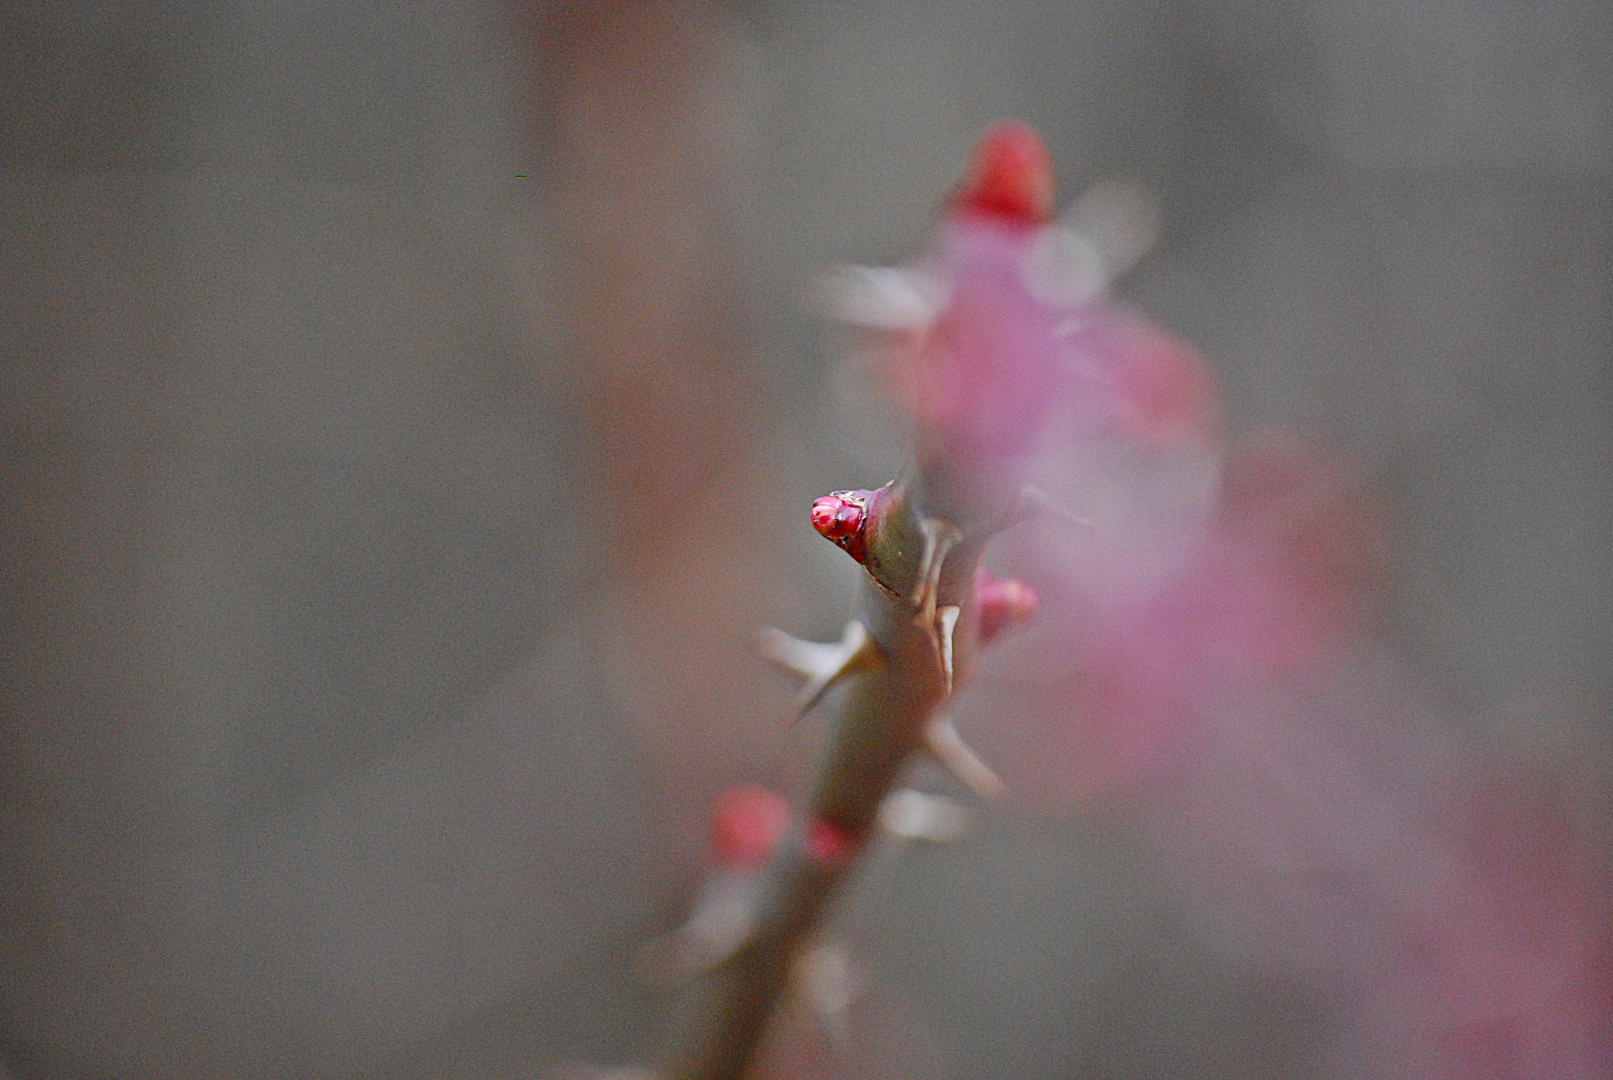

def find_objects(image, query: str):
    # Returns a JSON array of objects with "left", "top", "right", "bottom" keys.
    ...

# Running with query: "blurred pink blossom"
[
  {"left": 834, "top": 121, "right": 1608, "bottom": 1076},
  {"left": 995, "top": 308, "right": 1612, "bottom": 1077}
]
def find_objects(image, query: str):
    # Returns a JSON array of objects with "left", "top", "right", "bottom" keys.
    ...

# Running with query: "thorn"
[
  {"left": 936, "top": 605, "right": 960, "bottom": 694},
  {"left": 1021, "top": 226, "right": 1107, "bottom": 307},
  {"left": 756, "top": 626, "right": 846, "bottom": 682},
  {"left": 909, "top": 517, "right": 963, "bottom": 691},
  {"left": 1063, "top": 178, "right": 1162, "bottom": 282},
  {"left": 911, "top": 516, "right": 963, "bottom": 622},
  {"left": 925, "top": 715, "right": 1007, "bottom": 801},
  {"left": 879, "top": 787, "right": 970, "bottom": 842},
  {"left": 1010, "top": 483, "right": 1092, "bottom": 531},
  {"left": 795, "top": 941, "right": 859, "bottom": 1048},
  {"left": 759, "top": 621, "right": 881, "bottom": 721},
  {"left": 793, "top": 621, "right": 879, "bottom": 719},
  {"left": 817, "top": 264, "right": 948, "bottom": 331},
  {"left": 636, "top": 873, "right": 762, "bottom": 987}
]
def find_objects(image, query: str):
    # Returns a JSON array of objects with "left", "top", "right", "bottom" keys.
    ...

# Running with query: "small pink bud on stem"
[
  {"left": 976, "top": 568, "right": 1039, "bottom": 644},
  {"left": 711, "top": 785, "right": 792, "bottom": 872},
  {"left": 802, "top": 819, "right": 859, "bottom": 868},
  {"left": 809, "top": 496, "right": 848, "bottom": 537},
  {"left": 809, "top": 488, "right": 879, "bottom": 564}
]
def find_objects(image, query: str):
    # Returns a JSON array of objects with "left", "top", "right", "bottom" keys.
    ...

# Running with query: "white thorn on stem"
[
  {"left": 911, "top": 516, "right": 963, "bottom": 618},
  {"left": 1011, "top": 483, "right": 1093, "bottom": 531},
  {"left": 794, "top": 941, "right": 858, "bottom": 1048},
  {"left": 936, "top": 605, "right": 960, "bottom": 694},
  {"left": 879, "top": 787, "right": 970, "bottom": 842},
  {"left": 817, "top": 264, "right": 949, "bottom": 332},
  {"left": 757, "top": 625, "right": 847, "bottom": 681},
  {"left": 1063, "top": 178, "right": 1161, "bottom": 282},
  {"left": 924, "top": 714, "right": 1007, "bottom": 801},
  {"left": 636, "top": 874, "right": 762, "bottom": 987},
  {"left": 758, "top": 621, "right": 881, "bottom": 721}
]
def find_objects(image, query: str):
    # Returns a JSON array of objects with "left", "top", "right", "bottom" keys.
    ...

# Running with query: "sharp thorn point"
[
  {"left": 1012, "top": 484, "right": 1093, "bottom": 531},
  {"left": 790, "top": 621, "right": 879, "bottom": 722},
  {"left": 925, "top": 714, "right": 1007, "bottom": 801},
  {"left": 911, "top": 516, "right": 963, "bottom": 616},
  {"left": 879, "top": 787, "right": 970, "bottom": 842},
  {"left": 936, "top": 605, "right": 960, "bottom": 694},
  {"left": 756, "top": 626, "right": 840, "bottom": 681}
]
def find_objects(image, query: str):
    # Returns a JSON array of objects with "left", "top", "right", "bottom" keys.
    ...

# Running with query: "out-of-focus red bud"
[
  {"left": 893, "top": 123, "right": 1066, "bottom": 461},
  {"left": 976, "top": 568, "right": 1039, "bottom": 644},
  {"left": 802, "top": 818, "right": 859, "bottom": 868},
  {"left": 711, "top": 785, "right": 792, "bottom": 871},
  {"left": 948, "top": 121, "right": 1055, "bottom": 227}
]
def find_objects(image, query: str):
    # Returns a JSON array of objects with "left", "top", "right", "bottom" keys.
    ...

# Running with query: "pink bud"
[
  {"left": 809, "top": 489, "right": 878, "bottom": 564},
  {"left": 802, "top": 818, "right": 859, "bottom": 868},
  {"left": 976, "top": 568, "right": 1039, "bottom": 644},
  {"left": 711, "top": 785, "right": 792, "bottom": 871},
  {"left": 810, "top": 495, "right": 847, "bottom": 538}
]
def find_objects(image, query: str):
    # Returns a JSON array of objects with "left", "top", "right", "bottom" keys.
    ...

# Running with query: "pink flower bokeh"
[
  {"left": 983, "top": 301, "right": 1611, "bottom": 1078},
  {"left": 852, "top": 149, "right": 1612, "bottom": 1071}
]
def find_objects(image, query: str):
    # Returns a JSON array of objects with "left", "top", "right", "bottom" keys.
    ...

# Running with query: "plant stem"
[{"left": 663, "top": 468, "right": 1017, "bottom": 1080}]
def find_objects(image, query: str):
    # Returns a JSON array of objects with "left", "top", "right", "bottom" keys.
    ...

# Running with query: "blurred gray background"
[{"left": 2, "top": 2, "right": 1608, "bottom": 1078}]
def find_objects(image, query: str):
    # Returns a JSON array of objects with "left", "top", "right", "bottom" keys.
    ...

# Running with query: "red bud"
[
  {"left": 803, "top": 818, "right": 858, "bottom": 867},
  {"left": 977, "top": 568, "right": 1039, "bottom": 644},
  {"left": 949, "top": 121, "right": 1055, "bottom": 227},
  {"left": 811, "top": 496, "right": 847, "bottom": 537},
  {"left": 809, "top": 488, "right": 879, "bottom": 564},
  {"left": 711, "top": 785, "right": 792, "bottom": 871}
]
